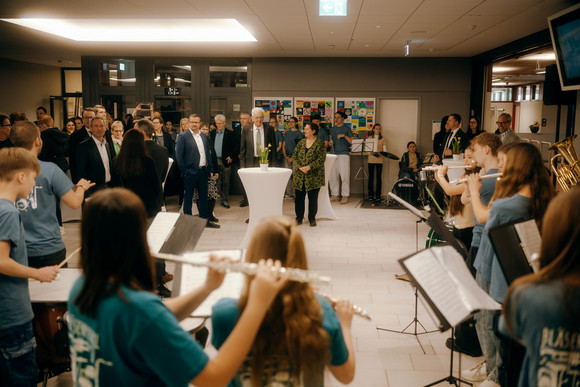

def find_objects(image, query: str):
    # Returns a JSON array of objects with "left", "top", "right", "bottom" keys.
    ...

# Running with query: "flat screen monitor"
[{"left": 548, "top": 3, "right": 580, "bottom": 91}]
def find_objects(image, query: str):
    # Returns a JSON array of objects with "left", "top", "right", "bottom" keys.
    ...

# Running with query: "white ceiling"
[{"left": 0, "top": 0, "right": 576, "bottom": 67}]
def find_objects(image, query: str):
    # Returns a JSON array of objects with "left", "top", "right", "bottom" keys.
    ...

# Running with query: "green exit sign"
[{"left": 319, "top": 0, "right": 347, "bottom": 16}]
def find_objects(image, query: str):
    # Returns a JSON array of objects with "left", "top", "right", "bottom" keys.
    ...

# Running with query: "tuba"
[{"left": 549, "top": 135, "right": 580, "bottom": 192}]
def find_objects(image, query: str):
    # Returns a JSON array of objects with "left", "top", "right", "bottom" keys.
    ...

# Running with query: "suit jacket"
[
  {"left": 501, "top": 130, "right": 521, "bottom": 144},
  {"left": 438, "top": 129, "right": 468, "bottom": 159},
  {"left": 210, "top": 128, "right": 240, "bottom": 167},
  {"left": 39, "top": 127, "right": 69, "bottom": 173},
  {"left": 239, "top": 124, "right": 276, "bottom": 168},
  {"left": 145, "top": 140, "right": 169, "bottom": 183},
  {"left": 154, "top": 131, "right": 175, "bottom": 159},
  {"left": 76, "top": 137, "right": 114, "bottom": 197},
  {"left": 68, "top": 126, "right": 90, "bottom": 183},
  {"left": 175, "top": 130, "right": 215, "bottom": 177}
]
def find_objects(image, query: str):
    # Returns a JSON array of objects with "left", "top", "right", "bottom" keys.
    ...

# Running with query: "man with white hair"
[{"left": 210, "top": 114, "right": 239, "bottom": 209}]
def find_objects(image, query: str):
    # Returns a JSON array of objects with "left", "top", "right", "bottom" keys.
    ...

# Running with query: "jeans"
[
  {"left": 0, "top": 322, "right": 37, "bottom": 386},
  {"left": 329, "top": 154, "right": 350, "bottom": 197},
  {"left": 475, "top": 272, "right": 502, "bottom": 383},
  {"left": 294, "top": 187, "right": 320, "bottom": 222},
  {"left": 368, "top": 163, "right": 382, "bottom": 198}
]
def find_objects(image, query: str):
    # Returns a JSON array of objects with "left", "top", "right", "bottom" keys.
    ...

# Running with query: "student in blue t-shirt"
[
  {"left": 500, "top": 188, "right": 580, "bottom": 387},
  {"left": 67, "top": 188, "right": 288, "bottom": 387},
  {"left": 212, "top": 216, "right": 355, "bottom": 386},
  {"left": 328, "top": 111, "right": 353, "bottom": 204},
  {"left": 10, "top": 121, "right": 94, "bottom": 268},
  {"left": 0, "top": 148, "right": 59, "bottom": 386}
]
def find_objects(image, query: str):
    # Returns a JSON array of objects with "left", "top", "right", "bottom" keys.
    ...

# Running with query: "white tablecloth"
[
  {"left": 305, "top": 153, "right": 337, "bottom": 220},
  {"left": 238, "top": 167, "right": 292, "bottom": 248},
  {"left": 443, "top": 158, "right": 466, "bottom": 183}
]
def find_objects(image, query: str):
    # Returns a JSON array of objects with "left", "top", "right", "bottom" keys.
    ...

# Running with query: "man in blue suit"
[{"left": 175, "top": 113, "right": 219, "bottom": 228}]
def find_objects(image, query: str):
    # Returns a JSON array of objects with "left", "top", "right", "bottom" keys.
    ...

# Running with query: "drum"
[
  {"left": 425, "top": 228, "right": 446, "bottom": 248},
  {"left": 392, "top": 178, "right": 420, "bottom": 205},
  {"left": 419, "top": 169, "right": 435, "bottom": 183}
]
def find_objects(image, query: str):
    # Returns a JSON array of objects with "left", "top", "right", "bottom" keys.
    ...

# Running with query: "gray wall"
[
  {"left": 0, "top": 59, "right": 60, "bottom": 121},
  {"left": 252, "top": 57, "right": 473, "bottom": 155}
]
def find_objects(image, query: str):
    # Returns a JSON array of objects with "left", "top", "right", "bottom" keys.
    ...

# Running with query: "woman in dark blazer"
[
  {"left": 152, "top": 116, "right": 175, "bottom": 158},
  {"left": 111, "top": 129, "right": 162, "bottom": 218},
  {"left": 292, "top": 123, "right": 326, "bottom": 227}
]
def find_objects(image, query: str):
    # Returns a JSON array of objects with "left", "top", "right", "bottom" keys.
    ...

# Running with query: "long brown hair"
[
  {"left": 491, "top": 142, "right": 555, "bottom": 225},
  {"left": 74, "top": 188, "right": 155, "bottom": 317},
  {"left": 114, "top": 129, "right": 148, "bottom": 179},
  {"left": 503, "top": 188, "right": 580, "bottom": 335},
  {"left": 238, "top": 216, "right": 330, "bottom": 386},
  {"left": 448, "top": 146, "right": 480, "bottom": 216}
]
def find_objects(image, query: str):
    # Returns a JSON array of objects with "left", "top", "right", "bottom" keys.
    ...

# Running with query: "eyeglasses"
[
  {"left": 496, "top": 121, "right": 511, "bottom": 125},
  {"left": 1, "top": 123, "right": 11, "bottom": 127}
]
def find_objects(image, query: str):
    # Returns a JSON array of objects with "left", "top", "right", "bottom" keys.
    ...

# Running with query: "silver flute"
[
  {"left": 154, "top": 252, "right": 331, "bottom": 285},
  {"left": 449, "top": 172, "right": 503, "bottom": 185},
  {"left": 422, "top": 165, "right": 473, "bottom": 171},
  {"left": 319, "top": 293, "right": 372, "bottom": 321}
]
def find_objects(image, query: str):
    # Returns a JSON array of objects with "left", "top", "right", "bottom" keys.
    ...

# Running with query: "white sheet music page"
[
  {"left": 147, "top": 212, "right": 180, "bottom": 253},
  {"left": 514, "top": 220, "right": 542, "bottom": 264}
]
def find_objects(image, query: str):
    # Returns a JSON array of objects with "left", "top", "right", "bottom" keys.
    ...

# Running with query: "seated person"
[
  {"left": 398, "top": 141, "right": 422, "bottom": 179},
  {"left": 212, "top": 216, "right": 356, "bottom": 386}
]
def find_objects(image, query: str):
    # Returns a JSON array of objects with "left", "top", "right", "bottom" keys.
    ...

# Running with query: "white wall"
[{"left": 517, "top": 101, "right": 543, "bottom": 133}]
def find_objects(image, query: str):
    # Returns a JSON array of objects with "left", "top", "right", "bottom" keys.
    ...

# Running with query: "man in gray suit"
[
  {"left": 238, "top": 107, "right": 277, "bottom": 207},
  {"left": 497, "top": 113, "right": 521, "bottom": 144}
]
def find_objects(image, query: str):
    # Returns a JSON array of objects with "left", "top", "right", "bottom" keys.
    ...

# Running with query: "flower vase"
[
  {"left": 260, "top": 163, "right": 268, "bottom": 172},
  {"left": 452, "top": 154, "right": 462, "bottom": 161}
]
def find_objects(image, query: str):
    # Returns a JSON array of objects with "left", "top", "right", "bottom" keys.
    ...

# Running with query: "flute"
[
  {"left": 422, "top": 165, "right": 471, "bottom": 171},
  {"left": 154, "top": 252, "right": 331, "bottom": 285},
  {"left": 449, "top": 172, "right": 502, "bottom": 185},
  {"left": 319, "top": 293, "right": 372, "bottom": 321}
]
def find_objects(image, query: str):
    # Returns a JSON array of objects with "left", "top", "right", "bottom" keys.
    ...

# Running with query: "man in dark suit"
[
  {"left": 76, "top": 116, "right": 114, "bottom": 197},
  {"left": 137, "top": 119, "right": 169, "bottom": 183},
  {"left": 69, "top": 107, "right": 96, "bottom": 183},
  {"left": 175, "top": 114, "right": 219, "bottom": 228},
  {"left": 210, "top": 114, "right": 240, "bottom": 209},
  {"left": 437, "top": 113, "right": 468, "bottom": 160}
]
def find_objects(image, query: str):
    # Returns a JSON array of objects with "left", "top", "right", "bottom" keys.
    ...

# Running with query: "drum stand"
[{"left": 377, "top": 218, "right": 437, "bottom": 353}]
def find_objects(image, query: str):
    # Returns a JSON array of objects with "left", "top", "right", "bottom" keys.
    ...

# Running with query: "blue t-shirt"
[
  {"left": 330, "top": 125, "right": 353, "bottom": 155},
  {"left": 68, "top": 277, "right": 209, "bottom": 386},
  {"left": 16, "top": 161, "right": 73, "bottom": 256},
  {"left": 0, "top": 199, "right": 33, "bottom": 329},
  {"left": 283, "top": 130, "right": 304, "bottom": 157},
  {"left": 500, "top": 280, "right": 580, "bottom": 387},
  {"left": 317, "top": 128, "right": 329, "bottom": 142},
  {"left": 211, "top": 296, "right": 349, "bottom": 387},
  {"left": 471, "top": 168, "right": 499, "bottom": 248},
  {"left": 473, "top": 194, "right": 531, "bottom": 301}
]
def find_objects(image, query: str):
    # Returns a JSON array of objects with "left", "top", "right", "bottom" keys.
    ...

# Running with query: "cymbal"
[{"left": 380, "top": 151, "right": 399, "bottom": 161}]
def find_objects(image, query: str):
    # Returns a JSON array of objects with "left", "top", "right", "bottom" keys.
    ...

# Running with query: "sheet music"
[
  {"left": 147, "top": 212, "right": 180, "bottom": 253},
  {"left": 514, "top": 220, "right": 542, "bottom": 265},
  {"left": 178, "top": 250, "right": 245, "bottom": 317},
  {"left": 402, "top": 246, "right": 500, "bottom": 329}
]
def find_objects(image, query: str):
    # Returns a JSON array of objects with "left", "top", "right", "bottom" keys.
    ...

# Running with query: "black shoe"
[
  {"left": 296, "top": 218, "right": 303, "bottom": 225},
  {"left": 240, "top": 200, "right": 248, "bottom": 207},
  {"left": 309, "top": 220, "right": 317, "bottom": 227},
  {"left": 445, "top": 337, "right": 482, "bottom": 358},
  {"left": 210, "top": 215, "right": 219, "bottom": 223},
  {"left": 157, "top": 284, "right": 171, "bottom": 298},
  {"left": 221, "top": 200, "right": 230, "bottom": 209},
  {"left": 245, "top": 218, "right": 249, "bottom": 224},
  {"left": 206, "top": 221, "right": 220, "bottom": 229}
]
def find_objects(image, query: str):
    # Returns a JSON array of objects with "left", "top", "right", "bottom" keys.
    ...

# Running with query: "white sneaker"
[
  {"left": 477, "top": 379, "right": 500, "bottom": 387},
  {"left": 461, "top": 361, "right": 486, "bottom": 382}
]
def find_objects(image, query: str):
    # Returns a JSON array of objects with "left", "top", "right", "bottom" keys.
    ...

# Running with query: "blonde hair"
[
  {"left": 238, "top": 216, "right": 330, "bottom": 386},
  {"left": 0, "top": 147, "right": 40, "bottom": 181}
]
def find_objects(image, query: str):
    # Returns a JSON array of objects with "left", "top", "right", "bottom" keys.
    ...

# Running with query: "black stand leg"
[
  {"left": 423, "top": 328, "right": 473, "bottom": 386},
  {"left": 355, "top": 149, "right": 368, "bottom": 208}
]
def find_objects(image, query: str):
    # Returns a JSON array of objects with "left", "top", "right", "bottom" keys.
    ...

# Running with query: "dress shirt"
[
  {"left": 189, "top": 129, "right": 207, "bottom": 168},
  {"left": 92, "top": 136, "right": 111, "bottom": 183},
  {"left": 444, "top": 128, "right": 461, "bottom": 150},
  {"left": 253, "top": 125, "right": 265, "bottom": 157},
  {"left": 215, "top": 129, "right": 224, "bottom": 158}
]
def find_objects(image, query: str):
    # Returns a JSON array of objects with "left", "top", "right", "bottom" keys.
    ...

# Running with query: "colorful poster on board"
[
  {"left": 252, "top": 97, "right": 293, "bottom": 128},
  {"left": 293, "top": 97, "right": 334, "bottom": 131},
  {"left": 335, "top": 98, "right": 376, "bottom": 138}
]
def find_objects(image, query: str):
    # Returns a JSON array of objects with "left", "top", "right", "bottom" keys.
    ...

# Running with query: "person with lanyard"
[{"left": 328, "top": 111, "right": 353, "bottom": 204}]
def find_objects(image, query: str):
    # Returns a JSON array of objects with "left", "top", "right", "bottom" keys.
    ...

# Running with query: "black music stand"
[
  {"left": 376, "top": 192, "right": 437, "bottom": 353},
  {"left": 353, "top": 139, "right": 374, "bottom": 208},
  {"left": 424, "top": 327, "right": 472, "bottom": 387}
]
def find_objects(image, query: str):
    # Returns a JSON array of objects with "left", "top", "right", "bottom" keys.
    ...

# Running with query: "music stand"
[
  {"left": 352, "top": 139, "right": 374, "bottom": 208},
  {"left": 376, "top": 192, "right": 437, "bottom": 353}
]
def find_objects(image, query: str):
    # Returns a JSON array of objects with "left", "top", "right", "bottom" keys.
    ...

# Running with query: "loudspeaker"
[{"left": 544, "top": 64, "right": 576, "bottom": 106}]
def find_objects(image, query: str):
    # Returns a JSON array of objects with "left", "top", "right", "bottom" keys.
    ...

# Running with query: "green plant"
[
  {"left": 529, "top": 121, "right": 539, "bottom": 132},
  {"left": 259, "top": 144, "right": 271, "bottom": 164},
  {"left": 451, "top": 137, "right": 461, "bottom": 155}
]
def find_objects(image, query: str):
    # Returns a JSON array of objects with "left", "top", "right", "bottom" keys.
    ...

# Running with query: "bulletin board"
[
  {"left": 335, "top": 98, "right": 376, "bottom": 138},
  {"left": 252, "top": 97, "right": 293, "bottom": 123},
  {"left": 293, "top": 97, "right": 334, "bottom": 131}
]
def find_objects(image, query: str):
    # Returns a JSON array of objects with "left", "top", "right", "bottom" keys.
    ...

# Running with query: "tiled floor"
[{"left": 56, "top": 194, "right": 483, "bottom": 387}]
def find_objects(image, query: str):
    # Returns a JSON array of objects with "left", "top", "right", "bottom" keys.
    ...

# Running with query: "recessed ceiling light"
[
  {"left": 376, "top": 25, "right": 381, "bottom": 28},
  {"left": 0, "top": 18, "right": 257, "bottom": 42}
]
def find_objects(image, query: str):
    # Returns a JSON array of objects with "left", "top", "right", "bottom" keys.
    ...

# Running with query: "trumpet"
[
  {"left": 449, "top": 172, "right": 502, "bottom": 185},
  {"left": 319, "top": 293, "right": 372, "bottom": 321},
  {"left": 154, "top": 252, "right": 331, "bottom": 285}
]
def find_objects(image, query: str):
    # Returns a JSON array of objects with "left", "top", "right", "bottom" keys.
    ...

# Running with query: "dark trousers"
[
  {"left": 452, "top": 226, "right": 473, "bottom": 254},
  {"left": 183, "top": 169, "right": 209, "bottom": 218},
  {"left": 216, "top": 158, "right": 231, "bottom": 201},
  {"left": 28, "top": 248, "right": 66, "bottom": 269},
  {"left": 368, "top": 163, "right": 382, "bottom": 198},
  {"left": 295, "top": 186, "right": 320, "bottom": 222}
]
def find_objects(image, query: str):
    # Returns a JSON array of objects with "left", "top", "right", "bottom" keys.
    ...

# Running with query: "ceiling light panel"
[{"left": 0, "top": 18, "right": 257, "bottom": 42}]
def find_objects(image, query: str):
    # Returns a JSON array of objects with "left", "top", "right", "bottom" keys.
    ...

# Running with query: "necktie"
[{"left": 256, "top": 128, "right": 262, "bottom": 150}]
